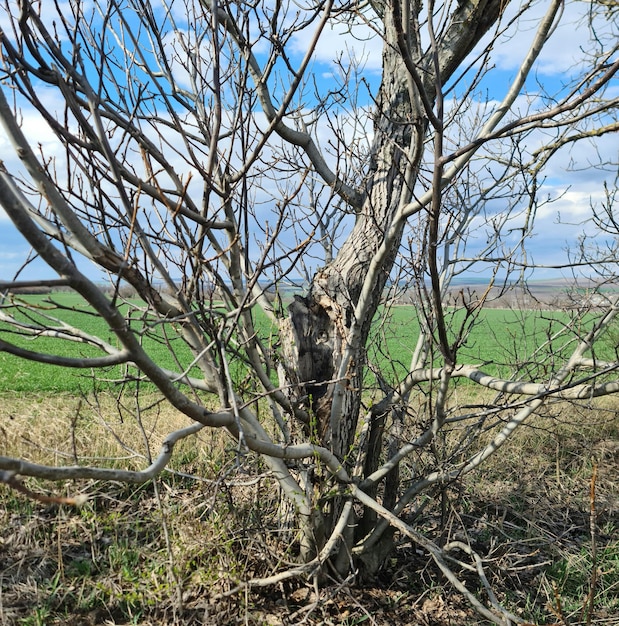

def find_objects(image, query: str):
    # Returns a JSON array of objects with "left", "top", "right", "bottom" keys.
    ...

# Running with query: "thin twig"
[{"left": 581, "top": 461, "right": 598, "bottom": 626}]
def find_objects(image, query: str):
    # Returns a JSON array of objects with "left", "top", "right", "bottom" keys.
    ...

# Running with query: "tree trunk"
[
  {"left": 280, "top": 12, "right": 423, "bottom": 573},
  {"left": 281, "top": 0, "right": 508, "bottom": 574}
]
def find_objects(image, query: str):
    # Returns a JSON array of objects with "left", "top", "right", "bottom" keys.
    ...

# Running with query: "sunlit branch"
[
  {"left": 0, "top": 421, "right": 207, "bottom": 482},
  {"left": 351, "top": 485, "right": 522, "bottom": 625},
  {"left": 0, "top": 339, "right": 130, "bottom": 368},
  {"left": 198, "top": 0, "right": 364, "bottom": 209}
]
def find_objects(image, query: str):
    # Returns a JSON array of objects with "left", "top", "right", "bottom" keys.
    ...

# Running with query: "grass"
[
  {"left": 458, "top": 397, "right": 619, "bottom": 624},
  {"left": 368, "top": 304, "right": 585, "bottom": 383},
  {"left": 0, "top": 292, "right": 209, "bottom": 393},
  {"left": 0, "top": 390, "right": 617, "bottom": 625},
  {"left": 546, "top": 540, "right": 619, "bottom": 617},
  {"left": 1, "top": 293, "right": 618, "bottom": 624},
  {"left": 0, "top": 291, "right": 606, "bottom": 393}
]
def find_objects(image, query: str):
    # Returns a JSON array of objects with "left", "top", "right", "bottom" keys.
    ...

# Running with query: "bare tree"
[{"left": 0, "top": 0, "right": 617, "bottom": 621}]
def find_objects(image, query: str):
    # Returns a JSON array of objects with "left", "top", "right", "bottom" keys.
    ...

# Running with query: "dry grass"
[
  {"left": 0, "top": 392, "right": 617, "bottom": 625},
  {"left": 451, "top": 400, "right": 619, "bottom": 625},
  {"left": 0, "top": 392, "right": 209, "bottom": 471}
]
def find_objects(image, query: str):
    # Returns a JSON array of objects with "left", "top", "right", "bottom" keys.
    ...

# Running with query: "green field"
[
  {"left": 373, "top": 304, "right": 590, "bottom": 382},
  {"left": 0, "top": 292, "right": 605, "bottom": 393},
  {"left": 0, "top": 292, "right": 203, "bottom": 393}
]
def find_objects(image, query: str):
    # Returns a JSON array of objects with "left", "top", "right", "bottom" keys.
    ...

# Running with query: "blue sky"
[{"left": 0, "top": 0, "right": 617, "bottom": 285}]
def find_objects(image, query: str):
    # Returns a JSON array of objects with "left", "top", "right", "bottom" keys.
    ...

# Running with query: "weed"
[
  {"left": 0, "top": 297, "right": 596, "bottom": 392},
  {"left": 18, "top": 607, "right": 52, "bottom": 626},
  {"left": 0, "top": 387, "right": 617, "bottom": 624},
  {"left": 546, "top": 542, "right": 619, "bottom": 614}
]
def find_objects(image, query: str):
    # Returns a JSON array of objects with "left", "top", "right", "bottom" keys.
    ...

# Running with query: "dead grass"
[{"left": 0, "top": 392, "right": 617, "bottom": 625}]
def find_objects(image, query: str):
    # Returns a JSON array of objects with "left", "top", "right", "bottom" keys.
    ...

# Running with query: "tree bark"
[
  {"left": 281, "top": 0, "right": 508, "bottom": 573},
  {"left": 280, "top": 9, "right": 421, "bottom": 572}
]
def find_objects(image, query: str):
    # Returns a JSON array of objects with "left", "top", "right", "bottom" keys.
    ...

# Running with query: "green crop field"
[
  {"left": 369, "top": 304, "right": 592, "bottom": 382},
  {"left": 0, "top": 292, "right": 201, "bottom": 393},
  {"left": 0, "top": 291, "right": 608, "bottom": 393}
]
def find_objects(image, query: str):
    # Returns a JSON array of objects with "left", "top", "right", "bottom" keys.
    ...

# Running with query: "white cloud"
[
  {"left": 0, "top": 0, "right": 615, "bottom": 285},
  {"left": 0, "top": 87, "right": 71, "bottom": 223},
  {"left": 1, "top": 87, "right": 69, "bottom": 157},
  {"left": 481, "top": 0, "right": 617, "bottom": 77},
  {"left": 0, "top": 1, "right": 78, "bottom": 44},
  {"left": 286, "top": 0, "right": 615, "bottom": 90},
  {"left": 291, "top": 14, "right": 383, "bottom": 74}
]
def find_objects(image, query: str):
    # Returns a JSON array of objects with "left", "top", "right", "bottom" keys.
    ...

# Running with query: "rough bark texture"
[
  {"left": 288, "top": 294, "right": 335, "bottom": 436},
  {"left": 282, "top": 0, "right": 507, "bottom": 571}
]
